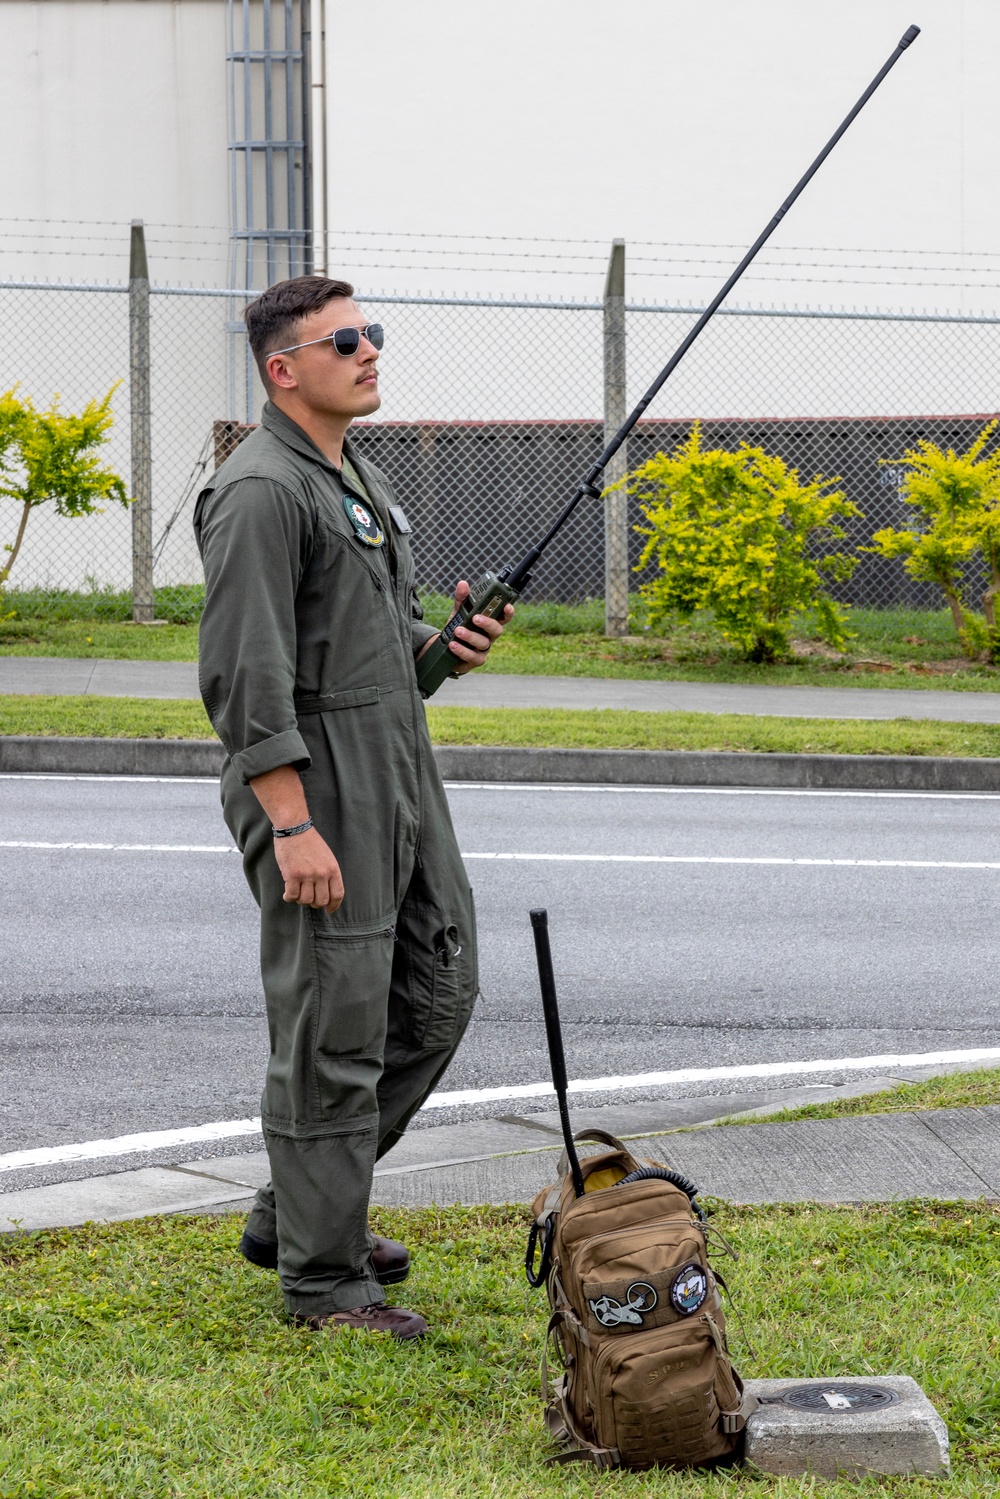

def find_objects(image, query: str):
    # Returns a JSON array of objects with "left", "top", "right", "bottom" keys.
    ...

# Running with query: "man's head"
[{"left": 244, "top": 276, "right": 382, "bottom": 424}]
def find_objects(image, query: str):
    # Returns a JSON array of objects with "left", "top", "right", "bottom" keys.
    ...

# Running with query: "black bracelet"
[{"left": 272, "top": 818, "right": 314, "bottom": 838}]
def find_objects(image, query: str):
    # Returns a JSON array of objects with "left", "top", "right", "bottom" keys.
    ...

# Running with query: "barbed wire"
[
  {"left": 321, "top": 240, "right": 1000, "bottom": 275},
  {"left": 321, "top": 227, "right": 1000, "bottom": 260},
  {"left": 8, "top": 225, "right": 998, "bottom": 276},
  {"left": 0, "top": 247, "right": 229, "bottom": 264},
  {"left": 4, "top": 215, "right": 1000, "bottom": 262}
]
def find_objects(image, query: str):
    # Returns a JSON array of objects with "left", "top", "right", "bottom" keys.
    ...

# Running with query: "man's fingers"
[
  {"left": 451, "top": 628, "right": 491, "bottom": 654},
  {"left": 282, "top": 877, "right": 302, "bottom": 905}
]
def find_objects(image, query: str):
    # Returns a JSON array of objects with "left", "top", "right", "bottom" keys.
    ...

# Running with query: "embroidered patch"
[
  {"left": 669, "top": 1262, "right": 708, "bottom": 1316},
  {"left": 588, "top": 1281, "right": 658, "bottom": 1329},
  {"left": 343, "top": 490, "right": 385, "bottom": 547}
]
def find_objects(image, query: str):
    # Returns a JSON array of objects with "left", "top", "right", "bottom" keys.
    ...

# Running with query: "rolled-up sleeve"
[{"left": 195, "top": 474, "right": 314, "bottom": 785}]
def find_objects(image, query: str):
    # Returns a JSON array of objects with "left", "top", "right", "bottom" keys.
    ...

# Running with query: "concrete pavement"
[
  {"left": 3, "top": 1081, "right": 997, "bottom": 1232},
  {"left": 4, "top": 654, "right": 1000, "bottom": 721}
]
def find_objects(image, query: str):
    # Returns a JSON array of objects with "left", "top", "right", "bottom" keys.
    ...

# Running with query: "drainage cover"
[{"left": 779, "top": 1383, "right": 899, "bottom": 1413}]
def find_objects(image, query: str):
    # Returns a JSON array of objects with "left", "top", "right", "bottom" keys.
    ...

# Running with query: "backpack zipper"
[{"left": 563, "top": 1215, "right": 705, "bottom": 1261}]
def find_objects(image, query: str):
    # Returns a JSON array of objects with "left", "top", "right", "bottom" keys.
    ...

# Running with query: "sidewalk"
[
  {"left": 4, "top": 1078, "right": 998, "bottom": 1234},
  {"left": 4, "top": 655, "right": 1000, "bottom": 721}
]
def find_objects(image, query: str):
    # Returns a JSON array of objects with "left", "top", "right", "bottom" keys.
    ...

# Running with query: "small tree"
[
  {"left": 0, "top": 386, "right": 129, "bottom": 588},
  {"left": 627, "top": 424, "right": 859, "bottom": 662},
  {"left": 867, "top": 422, "right": 1000, "bottom": 658}
]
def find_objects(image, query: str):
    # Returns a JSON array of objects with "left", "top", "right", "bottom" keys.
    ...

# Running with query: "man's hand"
[
  {"left": 248, "top": 763, "right": 345, "bottom": 912},
  {"left": 434, "top": 579, "right": 514, "bottom": 675},
  {"left": 272, "top": 826, "right": 345, "bottom": 912}
]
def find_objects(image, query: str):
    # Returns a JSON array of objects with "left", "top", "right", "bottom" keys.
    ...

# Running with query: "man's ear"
[{"left": 266, "top": 352, "right": 297, "bottom": 391}]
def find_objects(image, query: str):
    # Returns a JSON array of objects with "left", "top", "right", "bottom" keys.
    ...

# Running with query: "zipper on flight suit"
[{"left": 348, "top": 467, "right": 426, "bottom": 869}]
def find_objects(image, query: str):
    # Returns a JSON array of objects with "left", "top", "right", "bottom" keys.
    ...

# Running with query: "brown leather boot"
[
  {"left": 239, "top": 1230, "right": 410, "bottom": 1285},
  {"left": 295, "top": 1303, "right": 428, "bottom": 1340},
  {"left": 371, "top": 1235, "right": 410, "bottom": 1285}
]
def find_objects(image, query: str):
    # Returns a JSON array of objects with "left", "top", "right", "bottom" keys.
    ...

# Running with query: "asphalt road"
[{"left": 2, "top": 773, "right": 1000, "bottom": 1185}]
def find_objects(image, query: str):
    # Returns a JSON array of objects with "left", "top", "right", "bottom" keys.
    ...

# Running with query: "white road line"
[
  {"left": 424, "top": 1045, "right": 1000, "bottom": 1109},
  {"left": 444, "top": 783, "right": 1000, "bottom": 801},
  {"left": 3, "top": 840, "right": 1000, "bottom": 869},
  {"left": 461, "top": 853, "right": 1000, "bottom": 870},
  {"left": 0, "top": 774, "right": 218, "bottom": 784},
  {"left": 3, "top": 1043, "right": 999, "bottom": 1175},
  {"left": 0, "top": 840, "right": 237, "bottom": 853},
  {"left": 0, "top": 1118, "right": 263, "bottom": 1174},
  {"left": 3, "top": 773, "right": 1000, "bottom": 802}
]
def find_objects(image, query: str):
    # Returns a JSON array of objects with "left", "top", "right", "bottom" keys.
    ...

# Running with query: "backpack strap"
[
  {"left": 574, "top": 1127, "right": 629, "bottom": 1152},
  {"left": 541, "top": 1314, "right": 621, "bottom": 1470},
  {"left": 702, "top": 1312, "right": 759, "bottom": 1434},
  {"left": 556, "top": 1127, "right": 636, "bottom": 1180},
  {"left": 720, "top": 1383, "right": 759, "bottom": 1435}
]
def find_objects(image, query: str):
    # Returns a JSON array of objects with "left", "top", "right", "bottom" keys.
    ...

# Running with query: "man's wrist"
[{"left": 272, "top": 818, "right": 314, "bottom": 838}]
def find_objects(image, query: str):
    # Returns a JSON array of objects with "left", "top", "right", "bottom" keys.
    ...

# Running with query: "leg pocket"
[
  {"left": 397, "top": 896, "right": 476, "bottom": 1052},
  {"left": 304, "top": 928, "right": 395, "bottom": 1127}
]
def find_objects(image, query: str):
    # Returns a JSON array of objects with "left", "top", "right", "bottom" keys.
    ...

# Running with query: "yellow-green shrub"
[
  {"left": 868, "top": 421, "right": 1000, "bottom": 659},
  {"left": 626, "top": 425, "right": 859, "bottom": 662},
  {"left": 0, "top": 386, "right": 129, "bottom": 589}
]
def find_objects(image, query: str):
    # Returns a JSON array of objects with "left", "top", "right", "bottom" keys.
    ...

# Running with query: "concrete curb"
[
  {"left": 432, "top": 744, "right": 1000, "bottom": 791},
  {"left": 4, "top": 734, "right": 1000, "bottom": 790},
  {"left": 0, "top": 735, "right": 227, "bottom": 776}
]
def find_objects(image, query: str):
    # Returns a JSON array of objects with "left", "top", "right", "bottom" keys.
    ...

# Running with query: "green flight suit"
[{"left": 194, "top": 402, "right": 477, "bottom": 1319}]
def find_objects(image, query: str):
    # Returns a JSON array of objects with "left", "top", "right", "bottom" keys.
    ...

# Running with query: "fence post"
[
  {"left": 603, "top": 238, "right": 628, "bottom": 636},
  {"left": 129, "top": 219, "right": 154, "bottom": 623}
]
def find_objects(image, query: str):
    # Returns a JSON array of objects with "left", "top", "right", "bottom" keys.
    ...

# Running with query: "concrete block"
[{"left": 744, "top": 1376, "right": 949, "bottom": 1479}]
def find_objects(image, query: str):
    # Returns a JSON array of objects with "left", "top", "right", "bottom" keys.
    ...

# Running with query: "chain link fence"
[{"left": 2, "top": 277, "right": 999, "bottom": 616}]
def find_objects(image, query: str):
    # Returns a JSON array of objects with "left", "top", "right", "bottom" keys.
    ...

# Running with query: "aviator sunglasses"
[{"left": 271, "top": 323, "right": 384, "bottom": 358}]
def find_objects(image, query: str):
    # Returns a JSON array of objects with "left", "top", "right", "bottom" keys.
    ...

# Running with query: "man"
[{"left": 194, "top": 275, "right": 510, "bottom": 1340}]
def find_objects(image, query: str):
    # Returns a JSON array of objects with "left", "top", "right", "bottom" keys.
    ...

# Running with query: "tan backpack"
[{"left": 527, "top": 1128, "right": 755, "bottom": 1471}]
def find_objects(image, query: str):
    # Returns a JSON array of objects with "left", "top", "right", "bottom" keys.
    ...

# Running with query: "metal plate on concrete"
[
  {"left": 777, "top": 1382, "right": 899, "bottom": 1413},
  {"left": 745, "top": 1375, "right": 949, "bottom": 1479}
]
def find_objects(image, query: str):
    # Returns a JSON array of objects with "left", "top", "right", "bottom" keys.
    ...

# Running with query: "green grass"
[
  {"left": 425, "top": 707, "right": 1000, "bottom": 757},
  {"left": 720, "top": 1067, "right": 1000, "bottom": 1128},
  {"left": 4, "top": 595, "right": 1000, "bottom": 691},
  {"left": 2, "top": 1202, "right": 998, "bottom": 1496},
  {"left": 3, "top": 696, "right": 1000, "bottom": 759},
  {"left": 0, "top": 695, "right": 214, "bottom": 739},
  {"left": 0, "top": 583, "right": 205, "bottom": 625},
  {"left": 0, "top": 619, "right": 200, "bottom": 661}
]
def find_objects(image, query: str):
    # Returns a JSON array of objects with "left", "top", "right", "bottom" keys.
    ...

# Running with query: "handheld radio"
[{"left": 415, "top": 24, "right": 920, "bottom": 699}]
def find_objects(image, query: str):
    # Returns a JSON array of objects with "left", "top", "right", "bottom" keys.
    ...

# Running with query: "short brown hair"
[{"left": 244, "top": 275, "right": 355, "bottom": 384}]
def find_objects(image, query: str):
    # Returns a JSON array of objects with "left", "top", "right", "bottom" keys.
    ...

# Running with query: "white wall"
[
  {"left": 322, "top": 0, "right": 999, "bottom": 314},
  {"left": 2, "top": 0, "right": 994, "bottom": 304},
  {"left": 1, "top": 0, "right": 230, "bottom": 285}
]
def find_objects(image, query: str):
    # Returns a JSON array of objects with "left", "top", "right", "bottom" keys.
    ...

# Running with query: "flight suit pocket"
[
  {"left": 414, "top": 923, "right": 462, "bottom": 1050},
  {"left": 402, "top": 907, "right": 476, "bottom": 1052},
  {"left": 311, "top": 927, "right": 395, "bottom": 1060}
]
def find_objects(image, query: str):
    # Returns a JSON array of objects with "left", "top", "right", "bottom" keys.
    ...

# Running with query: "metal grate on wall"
[{"left": 226, "top": 0, "right": 309, "bottom": 420}]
